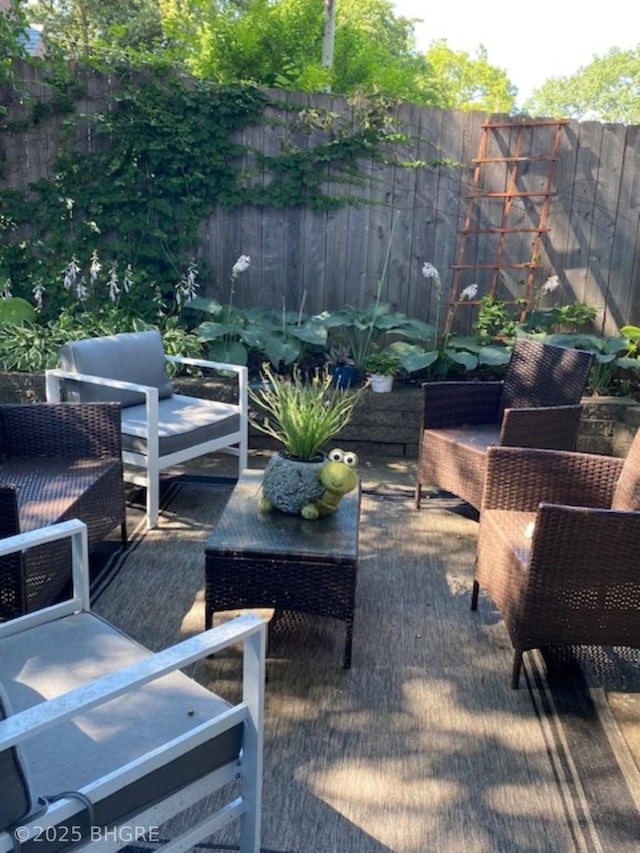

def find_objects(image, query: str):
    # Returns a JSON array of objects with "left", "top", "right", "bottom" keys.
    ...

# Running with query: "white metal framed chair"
[
  {"left": 0, "top": 519, "right": 266, "bottom": 853},
  {"left": 45, "top": 330, "right": 248, "bottom": 529}
]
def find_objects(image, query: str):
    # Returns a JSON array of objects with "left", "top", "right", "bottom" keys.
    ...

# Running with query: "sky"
[{"left": 392, "top": 0, "right": 640, "bottom": 106}]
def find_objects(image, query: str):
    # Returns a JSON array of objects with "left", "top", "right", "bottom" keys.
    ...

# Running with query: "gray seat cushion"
[
  {"left": 59, "top": 330, "right": 173, "bottom": 408},
  {"left": 0, "top": 682, "right": 34, "bottom": 833},
  {"left": 0, "top": 612, "right": 241, "bottom": 850},
  {"left": 121, "top": 394, "right": 241, "bottom": 457}
]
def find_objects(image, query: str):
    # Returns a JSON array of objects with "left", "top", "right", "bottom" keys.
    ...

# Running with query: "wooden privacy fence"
[{"left": 2, "top": 64, "right": 640, "bottom": 335}]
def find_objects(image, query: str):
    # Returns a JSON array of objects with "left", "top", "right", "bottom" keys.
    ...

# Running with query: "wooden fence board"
[
  {"left": 547, "top": 121, "right": 580, "bottom": 311},
  {"left": 592, "top": 123, "right": 627, "bottom": 334},
  {"left": 609, "top": 125, "right": 640, "bottom": 329},
  {"left": 3, "top": 63, "right": 640, "bottom": 332}
]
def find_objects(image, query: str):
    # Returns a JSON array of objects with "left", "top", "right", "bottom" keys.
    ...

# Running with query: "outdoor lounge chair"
[
  {"left": 45, "top": 329, "right": 248, "bottom": 529},
  {"left": 414, "top": 338, "right": 594, "bottom": 511},
  {"left": 472, "top": 428, "right": 640, "bottom": 688},
  {"left": 0, "top": 402, "right": 126, "bottom": 620},
  {"left": 0, "top": 519, "right": 266, "bottom": 852}
]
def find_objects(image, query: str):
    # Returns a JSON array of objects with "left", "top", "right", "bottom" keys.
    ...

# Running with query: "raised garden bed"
[{"left": 2, "top": 371, "right": 639, "bottom": 460}]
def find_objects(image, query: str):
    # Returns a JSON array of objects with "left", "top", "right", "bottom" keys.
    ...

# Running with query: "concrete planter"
[{"left": 261, "top": 451, "right": 326, "bottom": 515}]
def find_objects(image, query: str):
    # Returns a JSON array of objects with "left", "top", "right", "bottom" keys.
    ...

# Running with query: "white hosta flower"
[
  {"left": 89, "top": 250, "right": 102, "bottom": 284},
  {"left": 32, "top": 283, "right": 45, "bottom": 310},
  {"left": 177, "top": 261, "right": 199, "bottom": 305},
  {"left": 542, "top": 275, "right": 560, "bottom": 294},
  {"left": 232, "top": 255, "right": 251, "bottom": 277},
  {"left": 460, "top": 283, "right": 478, "bottom": 301},
  {"left": 123, "top": 264, "right": 133, "bottom": 294},
  {"left": 153, "top": 287, "right": 167, "bottom": 318},
  {"left": 421, "top": 261, "right": 443, "bottom": 298},
  {"left": 421, "top": 262, "right": 439, "bottom": 279},
  {"left": 107, "top": 265, "right": 120, "bottom": 302},
  {"left": 2, "top": 279, "right": 12, "bottom": 299},
  {"left": 76, "top": 282, "right": 88, "bottom": 301},
  {"left": 63, "top": 257, "right": 81, "bottom": 290}
]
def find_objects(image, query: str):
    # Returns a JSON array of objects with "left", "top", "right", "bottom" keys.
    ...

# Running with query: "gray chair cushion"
[
  {"left": 0, "top": 613, "right": 242, "bottom": 850},
  {"left": 58, "top": 330, "right": 173, "bottom": 408},
  {"left": 0, "top": 682, "right": 34, "bottom": 832},
  {"left": 121, "top": 394, "right": 241, "bottom": 457}
]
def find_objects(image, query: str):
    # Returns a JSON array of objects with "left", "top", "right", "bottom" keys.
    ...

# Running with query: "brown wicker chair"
[
  {"left": 0, "top": 403, "right": 126, "bottom": 619},
  {"left": 472, "top": 428, "right": 640, "bottom": 688},
  {"left": 414, "top": 338, "right": 594, "bottom": 511}
]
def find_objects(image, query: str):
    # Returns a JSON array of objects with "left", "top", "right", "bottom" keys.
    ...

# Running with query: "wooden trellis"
[{"left": 443, "top": 118, "right": 570, "bottom": 334}]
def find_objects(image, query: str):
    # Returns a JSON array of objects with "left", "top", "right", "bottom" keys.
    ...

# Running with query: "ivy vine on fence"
[{"left": 0, "top": 62, "right": 403, "bottom": 321}]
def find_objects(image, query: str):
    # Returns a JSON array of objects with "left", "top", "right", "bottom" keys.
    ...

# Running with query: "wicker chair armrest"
[
  {"left": 529, "top": 503, "right": 640, "bottom": 584},
  {"left": 483, "top": 446, "right": 625, "bottom": 512},
  {"left": 499, "top": 404, "right": 583, "bottom": 449},
  {"left": 421, "top": 381, "right": 503, "bottom": 428},
  {"left": 0, "top": 402, "right": 123, "bottom": 460}
]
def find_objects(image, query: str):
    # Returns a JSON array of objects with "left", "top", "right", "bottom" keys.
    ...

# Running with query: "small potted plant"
[
  {"left": 363, "top": 349, "right": 402, "bottom": 392},
  {"left": 249, "top": 362, "right": 368, "bottom": 514},
  {"left": 326, "top": 344, "right": 360, "bottom": 389}
]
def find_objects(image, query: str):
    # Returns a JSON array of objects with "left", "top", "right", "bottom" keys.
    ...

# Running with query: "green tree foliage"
[
  {"left": 1, "top": 0, "right": 30, "bottom": 82},
  {"left": 27, "top": 0, "right": 166, "bottom": 62},
  {"left": 423, "top": 40, "right": 516, "bottom": 113},
  {"left": 188, "top": 0, "right": 327, "bottom": 90},
  {"left": 524, "top": 47, "right": 640, "bottom": 124},
  {"left": 24, "top": 0, "right": 516, "bottom": 110}
]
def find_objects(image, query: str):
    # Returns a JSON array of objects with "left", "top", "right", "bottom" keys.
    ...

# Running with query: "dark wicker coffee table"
[{"left": 204, "top": 468, "right": 361, "bottom": 668}]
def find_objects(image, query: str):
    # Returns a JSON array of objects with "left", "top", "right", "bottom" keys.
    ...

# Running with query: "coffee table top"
[{"left": 206, "top": 469, "right": 360, "bottom": 562}]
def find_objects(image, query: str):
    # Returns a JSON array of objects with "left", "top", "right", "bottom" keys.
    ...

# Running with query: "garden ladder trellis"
[{"left": 443, "top": 117, "right": 569, "bottom": 334}]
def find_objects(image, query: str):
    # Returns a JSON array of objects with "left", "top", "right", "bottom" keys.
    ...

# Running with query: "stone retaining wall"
[{"left": 2, "top": 372, "right": 639, "bottom": 460}]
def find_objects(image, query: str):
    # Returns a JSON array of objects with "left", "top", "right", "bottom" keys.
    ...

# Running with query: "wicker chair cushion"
[
  {"left": 0, "top": 682, "right": 34, "bottom": 832},
  {"left": 121, "top": 394, "right": 242, "bottom": 456},
  {"left": 0, "top": 613, "right": 242, "bottom": 848},
  {"left": 58, "top": 330, "right": 173, "bottom": 408},
  {"left": 1, "top": 458, "right": 121, "bottom": 535},
  {"left": 611, "top": 429, "right": 640, "bottom": 511}
]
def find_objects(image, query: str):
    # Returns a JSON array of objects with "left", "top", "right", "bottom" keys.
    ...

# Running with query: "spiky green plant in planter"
[
  {"left": 249, "top": 362, "right": 368, "bottom": 515},
  {"left": 249, "top": 362, "right": 367, "bottom": 460}
]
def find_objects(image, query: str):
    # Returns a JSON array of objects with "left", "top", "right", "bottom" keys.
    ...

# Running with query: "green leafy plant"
[
  {"left": 473, "top": 294, "right": 522, "bottom": 342},
  {"left": 542, "top": 332, "right": 640, "bottom": 396},
  {"left": 550, "top": 302, "right": 597, "bottom": 331},
  {"left": 363, "top": 349, "right": 402, "bottom": 376},
  {"left": 0, "top": 295, "right": 36, "bottom": 325},
  {"left": 248, "top": 362, "right": 368, "bottom": 460}
]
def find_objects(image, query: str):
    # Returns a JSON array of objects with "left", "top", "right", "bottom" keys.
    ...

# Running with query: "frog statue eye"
[
  {"left": 343, "top": 452, "right": 358, "bottom": 467},
  {"left": 328, "top": 448, "right": 344, "bottom": 462}
]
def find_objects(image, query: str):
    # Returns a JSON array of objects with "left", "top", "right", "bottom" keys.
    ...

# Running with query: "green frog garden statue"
[{"left": 259, "top": 448, "right": 359, "bottom": 520}]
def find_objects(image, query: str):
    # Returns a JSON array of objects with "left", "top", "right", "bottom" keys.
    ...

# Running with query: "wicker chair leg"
[
  {"left": 414, "top": 480, "right": 422, "bottom": 509},
  {"left": 470, "top": 579, "right": 479, "bottom": 611},
  {"left": 511, "top": 650, "right": 523, "bottom": 689},
  {"left": 120, "top": 520, "right": 128, "bottom": 550}
]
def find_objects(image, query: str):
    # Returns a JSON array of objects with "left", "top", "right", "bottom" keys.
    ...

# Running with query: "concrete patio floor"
[{"left": 180, "top": 447, "right": 640, "bottom": 779}]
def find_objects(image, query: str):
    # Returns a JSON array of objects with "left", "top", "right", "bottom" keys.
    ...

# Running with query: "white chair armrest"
[
  {"left": 0, "top": 520, "right": 90, "bottom": 634},
  {"left": 0, "top": 612, "right": 266, "bottom": 753},
  {"left": 46, "top": 368, "right": 159, "bottom": 399},
  {"left": 164, "top": 355, "right": 247, "bottom": 377},
  {"left": 163, "top": 357, "right": 248, "bottom": 414}
]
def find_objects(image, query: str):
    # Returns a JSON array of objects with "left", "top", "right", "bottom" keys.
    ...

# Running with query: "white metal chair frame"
[
  {"left": 0, "top": 519, "right": 265, "bottom": 853},
  {"left": 46, "top": 354, "right": 248, "bottom": 529}
]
